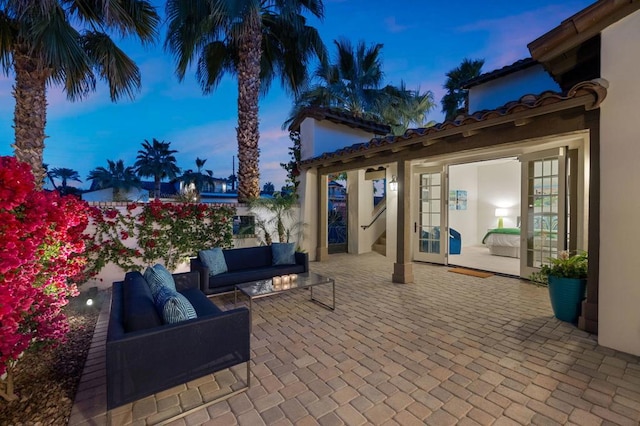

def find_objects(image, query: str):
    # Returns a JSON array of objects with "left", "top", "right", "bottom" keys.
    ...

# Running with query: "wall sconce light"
[
  {"left": 495, "top": 208, "right": 508, "bottom": 228},
  {"left": 389, "top": 175, "right": 398, "bottom": 191}
]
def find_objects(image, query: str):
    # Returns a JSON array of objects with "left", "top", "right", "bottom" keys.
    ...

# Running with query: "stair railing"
[{"left": 361, "top": 206, "right": 386, "bottom": 230}]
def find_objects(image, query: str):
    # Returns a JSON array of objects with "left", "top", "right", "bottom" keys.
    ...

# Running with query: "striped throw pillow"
[{"left": 154, "top": 286, "right": 197, "bottom": 324}]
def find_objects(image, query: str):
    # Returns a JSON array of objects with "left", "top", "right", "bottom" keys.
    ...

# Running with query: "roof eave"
[
  {"left": 301, "top": 81, "right": 607, "bottom": 170},
  {"left": 528, "top": 0, "right": 640, "bottom": 63}
]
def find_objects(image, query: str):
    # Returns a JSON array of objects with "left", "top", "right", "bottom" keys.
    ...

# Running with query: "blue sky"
[{"left": 0, "top": 0, "right": 593, "bottom": 190}]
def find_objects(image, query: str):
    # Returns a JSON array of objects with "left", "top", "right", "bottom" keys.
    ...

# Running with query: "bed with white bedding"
[{"left": 482, "top": 228, "right": 520, "bottom": 258}]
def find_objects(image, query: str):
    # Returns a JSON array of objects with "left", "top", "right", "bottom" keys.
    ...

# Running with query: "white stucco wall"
[
  {"left": 82, "top": 204, "right": 289, "bottom": 290},
  {"left": 299, "top": 168, "right": 318, "bottom": 259},
  {"left": 347, "top": 170, "right": 375, "bottom": 254},
  {"left": 469, "top": 65, "right": 560, "bottom": 113},
  {"left": 385, "top": 166, "right": 398, "bottom": 260},
  {"left": 599, "top": 10, "right": 640, "bottom": 356},
  {"left": 299, "top": 118, "right": 380, "bottom": 161}
]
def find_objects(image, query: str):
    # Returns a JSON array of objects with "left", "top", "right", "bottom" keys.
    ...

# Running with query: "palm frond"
[
  {"left": 29, "top": 2, "right": 94, "bottom": 97},
  {"left": 82, "top": 30, "right": 141, "bottom": 101},
  {"left": 0, "top": 11, "right": 15, "bottom": 74},
  {"left": 196, "top": 40, "right": 235, "bottom": 93},
  {"left": 165, "top": 0, "right": 217, "bottom": 81}
]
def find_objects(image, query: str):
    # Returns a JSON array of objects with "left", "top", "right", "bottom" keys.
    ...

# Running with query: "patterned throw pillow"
[
  {"left": 272, "top": 242, "right": 296, "bottom": 265},
  {"left": 154, "top": 286, "right": 197, "bottom": 324},
  {"left": 199, "top": 248, "right": 228, "bottom": 276},
  {"left": 143, "top": 264, "right": 177, "bottom": 299}
]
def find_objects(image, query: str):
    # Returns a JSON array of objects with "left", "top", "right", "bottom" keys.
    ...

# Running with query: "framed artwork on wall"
[{"left": 449, "top": 190, "right": 468, "bottom": 210}]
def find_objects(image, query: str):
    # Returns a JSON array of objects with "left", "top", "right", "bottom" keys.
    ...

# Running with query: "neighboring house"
[
  {"left": 296, "top": 0, "right": 640, "bottom": 356},
  {"left": 82, "top": 187, "right": 149, "bottom": 202},
  {"left": 83, "top": 178, "right": 232, "bottom": 202},
  {"left": 141, "top": 181, "right": 181, "bottom": 199}
]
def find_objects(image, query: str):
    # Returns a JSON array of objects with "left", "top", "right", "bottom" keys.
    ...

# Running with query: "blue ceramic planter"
[{"left": 548, "top": 276, "right": 587, "bottom": 322}]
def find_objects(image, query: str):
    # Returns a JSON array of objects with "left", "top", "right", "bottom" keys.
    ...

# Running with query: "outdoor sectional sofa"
[
  {"left": 106, "top": 270, "right": 250, "bottom": 409},
  {"left": 190, "top": 245, "right": 309, "bottom": 295}
]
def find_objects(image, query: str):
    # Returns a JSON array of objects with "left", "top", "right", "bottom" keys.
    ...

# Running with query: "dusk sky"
[{"left": 0, "top": 0, "right": 593, "bottom": 190}]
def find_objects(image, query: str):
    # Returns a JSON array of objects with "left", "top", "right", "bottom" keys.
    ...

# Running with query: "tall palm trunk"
[
  {"left": 13, "top": 46, "right": 49, "bottom": 189},
  {"left": 154, "top": 176, "right": 161, "bottom": 200},
  {"left": 236, "top": 12, "right": 262, "bottom": 203}
]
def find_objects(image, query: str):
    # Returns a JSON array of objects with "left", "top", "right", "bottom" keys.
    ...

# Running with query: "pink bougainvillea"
[{"left": 0, "top": 156, "right": 90, "bottom": 400}]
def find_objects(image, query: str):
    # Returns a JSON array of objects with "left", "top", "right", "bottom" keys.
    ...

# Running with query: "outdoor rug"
[{"left": 448, "top": 268, "right": 494, "bottom": 278}]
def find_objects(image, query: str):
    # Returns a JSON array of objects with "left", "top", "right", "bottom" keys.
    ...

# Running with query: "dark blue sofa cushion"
[
  {"left": 122, "top": 271, "right": 162, "bottom": 332},
  {"left": 210, "top": 264, "right": 306, "bottom": 291},
  {"left": 181, "top": 288, "right": 223, "bottom": 317},
  {"left": 223, "top": 246, "right": 272, "bottom": 271}
]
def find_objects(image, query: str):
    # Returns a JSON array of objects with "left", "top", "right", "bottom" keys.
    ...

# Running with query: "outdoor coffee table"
[{"left": 234, "top": 272, "right": 335, "bottom": 327}]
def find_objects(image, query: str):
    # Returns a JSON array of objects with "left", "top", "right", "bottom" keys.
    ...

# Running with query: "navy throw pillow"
[
  {"left": 199, "top": 248, "right": 228, "bottom": 276},
  {"left": 154, "top": 286, "right": 197, "bottom": 324},
  {"left": 272, "top": 242, "right": 296, "bottom": 265}
]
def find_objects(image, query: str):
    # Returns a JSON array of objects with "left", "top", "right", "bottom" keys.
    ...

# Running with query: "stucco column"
[
  {"left": 299, "top": 168, "right": 318, "bottom": 260},
  {"left": 317, "top": 173, "right": 329, "bottom": 261},
  {"left": 392, "top": 160, "right": 414, "bottom": 283}
]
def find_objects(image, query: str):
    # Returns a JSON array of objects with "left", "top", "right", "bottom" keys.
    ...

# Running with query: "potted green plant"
[{"left": 530, "top": 250, "right": 588, "bottom": 323}]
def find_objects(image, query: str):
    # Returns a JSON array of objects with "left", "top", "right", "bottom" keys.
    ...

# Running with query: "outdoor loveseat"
[
  {"left": 106, "top": 270, "right": 250, "bottom": 409},
  {"left": 191, "top": 245, "right": 309, "bottom": 295}
]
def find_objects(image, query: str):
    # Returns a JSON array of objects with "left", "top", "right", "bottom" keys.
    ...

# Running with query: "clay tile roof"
[
  {"left": 300, "top": 80, "right": 607, "bottom": 167},
  {"left": 463, "top": 58, "right": 538, "bottom": 89},
  {"left": 288, "top": 106, "right": 391, "bottom": 135}
]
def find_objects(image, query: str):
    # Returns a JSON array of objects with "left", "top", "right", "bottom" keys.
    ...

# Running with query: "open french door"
[
  {"left": 519, "top": 148, "right": 567, "bottom": 278},
  {"left": 413, "top": 166, "right": 448, "bottom": 264}
]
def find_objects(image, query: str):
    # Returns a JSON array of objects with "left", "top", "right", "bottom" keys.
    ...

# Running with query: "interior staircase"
[{"left": 372, "top": 231, "right": 386, "bottom": 256}]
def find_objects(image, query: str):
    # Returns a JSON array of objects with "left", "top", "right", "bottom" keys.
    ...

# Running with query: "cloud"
[
  {"left": 454, "top": 4, "right": 578, "bottom": 70},
  {"left": 384, "top": 16, "right": 411, "bottom": 34}
]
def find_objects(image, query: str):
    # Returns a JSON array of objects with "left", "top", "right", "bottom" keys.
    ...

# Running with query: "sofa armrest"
[
  {"left": 173, "top": 270, "right": 200, "bottom": 292},
  {"left": 190, "top": 257, "right": 209, "bottom": 293},
  {"left": 295, "top": 252, "right": 309, "bottom": 272}
]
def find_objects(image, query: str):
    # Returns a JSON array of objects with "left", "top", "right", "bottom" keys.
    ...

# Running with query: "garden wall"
[{"left": 82, "top": 202, "right": 301, "bottom": 291}]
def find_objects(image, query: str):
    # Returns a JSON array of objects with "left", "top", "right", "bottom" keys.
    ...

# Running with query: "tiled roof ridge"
[
  {"left": 288, "top": 106, "right": 391, "bottom": 135},
  {"left": 463, "top": 58, "right": 537, "bottom": 89},
  {"left": 301, "top": 79, "right": 607, "bottom": 166}
]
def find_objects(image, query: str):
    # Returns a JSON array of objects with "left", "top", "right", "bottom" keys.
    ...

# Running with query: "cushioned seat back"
[
  {"left": 224, "top": 246, "right": 272, "bottom": 271},
  {"left": 122, "top": 271, "right": 162, "bottom": 332}
]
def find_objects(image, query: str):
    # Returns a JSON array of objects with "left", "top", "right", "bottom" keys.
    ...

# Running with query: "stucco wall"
[
  {"left": 81, "top": 204, "right": 294, "bottom": 291},
  {"left": 599, "top": 10, "right": 640, "bottom": 356},
  {"left": 300, "top": 118, "right": 378, "bottom": 161},
  {"left": 469, "top": 65, "right": 560, "bottom": 113}
]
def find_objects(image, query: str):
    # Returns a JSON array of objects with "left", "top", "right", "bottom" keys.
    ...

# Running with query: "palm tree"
[
  {"left": 164, "top": 0, "right": 326, "bottom": 202},
  {"left": 134, "top": 139, "right": 181, "bottom": 200},
  {"left": 177, "top": 157, "right": 218, "bottom": 196},
  {"left": 0, "top": 1, "right": 160, "bottom": 188},
  {"left": 249, "top": 192, "right": 299, "bottom": 243},
  {"left": 50, "top": 167, "right": 82, "bottom": 195},
  {"left": 287, "top": 39, "right": 434, "bottom": 135},
  {"left": 441, "top": 58, "right": 485, "bottom": 121},
  {"left": 87, "top": 159, "right": 141, "bottom": 201}
]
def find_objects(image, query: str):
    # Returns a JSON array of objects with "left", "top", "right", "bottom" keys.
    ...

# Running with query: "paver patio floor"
[{"left": 70, "top": 252, "right": 640, "bottom": 425}]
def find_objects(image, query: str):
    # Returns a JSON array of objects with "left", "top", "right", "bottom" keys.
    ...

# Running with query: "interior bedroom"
[{"left": 447, "top": 158, "right": 521, "bottom": 276}]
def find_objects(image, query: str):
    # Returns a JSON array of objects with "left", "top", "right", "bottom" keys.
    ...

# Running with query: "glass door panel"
[
  {"left": 520, "top": 149, "right": 566, "bottom": 277},
  {"left": 414, "top": 167, "right": 447, "bottom": 263}
]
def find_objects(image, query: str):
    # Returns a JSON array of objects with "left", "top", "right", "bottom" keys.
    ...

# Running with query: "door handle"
[{"left": 414, "top": 222, "right": 417, "bottom": 233}]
